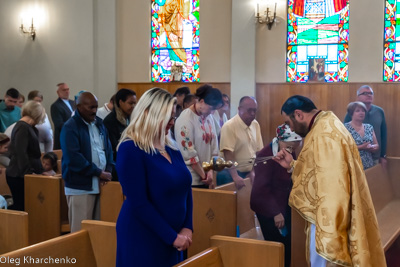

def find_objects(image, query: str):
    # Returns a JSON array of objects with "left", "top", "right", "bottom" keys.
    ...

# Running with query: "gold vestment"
[{"left": 290, "top": 111, "right": 386, "bottom": 267}]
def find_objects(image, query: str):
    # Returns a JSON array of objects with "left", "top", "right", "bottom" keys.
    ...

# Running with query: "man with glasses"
[
  {"left": 344, "top": 85, "right": 387, "bottom": 167},
  {"left": 218, "top": 96, "right": 263, "bottom": 189}
]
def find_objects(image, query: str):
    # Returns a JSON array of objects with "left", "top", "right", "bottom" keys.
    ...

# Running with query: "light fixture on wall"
[
  {"left": 20, "top": 18, "right": 36, "bottom": 40},
  {"left": 255, "top": 2, "right": 277, "bottom": 30}
]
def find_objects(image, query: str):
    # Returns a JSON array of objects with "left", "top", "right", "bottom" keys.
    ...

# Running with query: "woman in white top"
[
  {"left": 212, "top": 93, "right": 230, "bottom": 138},
  {"left": 28, "top": 91, "right": 53, "bottom": 152},
  {"left": 175, "top": 85, "right": 224, "bottom": 188}
]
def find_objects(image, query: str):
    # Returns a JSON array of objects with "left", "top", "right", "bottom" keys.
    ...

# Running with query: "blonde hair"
[
  {"left": 21, "top": 100, "right": 46, "bottom": 125},
  {"left": 117, "top": 88, "right": 177, "bottom": 154}
]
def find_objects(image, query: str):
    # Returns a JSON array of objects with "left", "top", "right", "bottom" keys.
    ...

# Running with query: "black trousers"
[
  {"left": 6, "top": 175, "right": 25, "bottom": 211},
  {"left": 256, "top": 209, "right": 291, "bottom": 267}
]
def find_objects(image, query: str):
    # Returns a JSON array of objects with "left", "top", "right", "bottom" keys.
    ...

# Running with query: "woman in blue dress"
[
  {"left": 116, "top": 88, "right": 193, "bottom": 267},
  {"left": 344, "top": 101, "right": 379, "bottom": 170}
]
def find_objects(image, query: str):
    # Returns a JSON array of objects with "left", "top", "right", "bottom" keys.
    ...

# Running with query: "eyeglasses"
[{"left": 358, "top": 92, "right": 374, "bottom": 96}]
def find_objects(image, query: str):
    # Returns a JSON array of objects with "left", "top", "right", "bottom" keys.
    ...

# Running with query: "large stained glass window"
[
  {"left": 287, "top": 0, "right": 349, "bottom": 82},
  {"left": 384, "top": 0, "right": 400, "bottom": 81},
  {"left": 151, "top": 0, "right": 200, "bottom": 83}
]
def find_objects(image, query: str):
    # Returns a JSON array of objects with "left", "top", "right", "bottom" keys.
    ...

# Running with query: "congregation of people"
[{"left": 0, "top": 82, "right": 388, "bottom": 266}]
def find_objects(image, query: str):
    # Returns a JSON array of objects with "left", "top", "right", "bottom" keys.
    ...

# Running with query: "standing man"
[
  {"left": 0, "top": 88, "right": 22, "bottom": 132},
  {"left": 51, "top": 83, "right": 76, "bottom": 149},
  {"left": 274, "top": 95, "right": 385, "bottom": 267},
  {"left": 218, "top": 96, "right": 263, "bottom": 189},
  {"left": 60, "top": 92, "right": 114, "bottom": 232},
  {"left": 344, "top": 85, "right": 387, "bottom": 166}
]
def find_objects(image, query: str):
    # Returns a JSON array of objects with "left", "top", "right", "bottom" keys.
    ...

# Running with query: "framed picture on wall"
[{"left": 308, "top": 58, "right": 325, "bottom": 82}]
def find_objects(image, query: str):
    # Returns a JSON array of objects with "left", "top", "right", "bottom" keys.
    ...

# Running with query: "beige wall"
[
  {"left": 0, "top": 0, "right": 117, "bottom": 117},
  {"left": 117, "top": 0, "right": 232, "bottom": 83}
]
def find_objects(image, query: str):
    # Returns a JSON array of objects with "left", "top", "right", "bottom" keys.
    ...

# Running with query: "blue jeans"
[{"left": 216, "top": 170, "right": 249, "bottom": 186}]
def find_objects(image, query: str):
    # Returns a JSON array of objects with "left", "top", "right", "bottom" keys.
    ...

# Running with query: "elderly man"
[
  {"left": 0, "top": 88, "right": 21, "bottom": 132},
  {"left": 60, "top": 92, "right": 113, "bottom": 232},
  {"left": 274, "top": 95, "right": 385, "bottom": 267},
  {"left": 218, "top": 96, "right": 263, "bottom": 189},
  {"left": 51, "top": 83, "right": 76, "bottom": 149},
  {"left": 344, "top": 85, "right": 387, "bottom": 166}
]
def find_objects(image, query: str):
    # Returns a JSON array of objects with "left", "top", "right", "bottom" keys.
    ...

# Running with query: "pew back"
[
  {"left": 0, "top": 220, "right": 116, "bottom": 267},
  {"left": 189, "top": 188, "right": 236, "bottom": 257},
  {"left": 24, "top": 174, "right": 69, "bottom": 244},
  {"left": 215, "top": 178, "right": 255, "bottom": 235},
  {"left": 0, "top": 209, "right": 28, "bottom": 254},
  {"left": 100, "top": 182, "right": 124, "bottom": 222},
  {"left": 0, "top": 167, "right": 11, "bottom": 196},
  {"left": 176, "top": 235, "right": 284, "bottom": 267}
]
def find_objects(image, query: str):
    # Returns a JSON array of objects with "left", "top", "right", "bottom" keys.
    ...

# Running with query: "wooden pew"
[
  {"left": 97, "top": 181, "right": 252, "bottom": 257},
  {"left": 100, "top": 181, "right": 124, "bottom": 222},
  {"left": 99, "top": 183, "right": 237, "bottom": 257},
  {"left": 189, "top": 188, "right": 236, "bottom": 257},
  {"left": 215, "top": 178, "right": 263, "bottom": 240},
  {"left": 175, "top": 235, "right": 284, "bottom": 267},
  {"left": 24, "top": 174, "right": 69, "bottom": 245},
  {"left": 0, "top": 220, "right": 116, "bottom": 267},
  {"left": 292, "top": 158, "right": 400, "bottom": 267},
  {"left": 0, "top": 209, "right": 28, "bottom": 254},
  {"left": 0, "top": 167, "right": 11, "bottom": 197}
]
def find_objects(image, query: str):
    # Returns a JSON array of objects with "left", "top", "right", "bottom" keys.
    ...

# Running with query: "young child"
[
  {"left": 42, "top": 152, "right": 58, "bottom": 176},
  {"left": 0, "top": 133, "right": 10, "bottom": 168}
]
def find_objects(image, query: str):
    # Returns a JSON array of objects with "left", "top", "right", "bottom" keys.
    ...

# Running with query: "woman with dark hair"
[
  {"left": 103, "top": 89, "right": 137, "bottom": 181},
  {"left": 175, "top": 84, "right": 223, "bottom": 188},
  {"left": 103, "top": 89, "right": 137, "bottom": 156},
  {"left": 344, "top": 101, "right": 379, "bottom": 169}
]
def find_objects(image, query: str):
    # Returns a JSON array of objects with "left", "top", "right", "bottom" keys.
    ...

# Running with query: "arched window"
[
  {"left": 151, "top": 0, "right": 200, "bottom": 83},
  {"left": 287, "top": 0, "right": 349, "bottom": 82},
  {"left": 384, "top": 1, "right": 400, "bottom": 81}
]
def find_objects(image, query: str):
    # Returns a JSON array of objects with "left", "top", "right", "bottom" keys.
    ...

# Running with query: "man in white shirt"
[
  {"left": 218, "top": 96, "right": 263, "bottom": 189},
  {"left": 97, "top": 94, "right": 115, "bottom": 120}
]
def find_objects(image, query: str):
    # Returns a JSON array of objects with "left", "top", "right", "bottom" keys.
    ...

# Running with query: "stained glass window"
[
  {"left": 383, "top": 0, "right": 400, "bottom": 81},
  {"left": 151, "top": 0, "right": 200, "bottom": 83},
  {"left": 287, "top": 0, "right": 349, "bottom": 82}
]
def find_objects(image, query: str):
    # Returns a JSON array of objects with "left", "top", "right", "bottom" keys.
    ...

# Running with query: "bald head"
[
  {"left": 77, "top": 92, "right": 98, "bottom": 122},
  {"left": 238, "top": 96, "right": 257, "bottom": 126}
]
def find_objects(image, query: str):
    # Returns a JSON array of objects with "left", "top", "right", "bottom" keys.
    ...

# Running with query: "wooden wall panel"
[
  {"left": 256, "top": 83, "right": 399, "bottom": 157},
  {"left": 117, "top": 82, "right": 398, "bottom": 157},
  {"left": 118, "top": 82, "right": 231, "bottom": 99}
]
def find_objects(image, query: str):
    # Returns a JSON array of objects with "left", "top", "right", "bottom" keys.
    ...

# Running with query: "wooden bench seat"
[
  {"left": 215, "top": 178, "right": 264, "bottom": 240},
  {"left": 0, "top": 220, "right": 116, "bottom": 267},
  {"left": 98, "top": 179, "right": 262, "bottom": 257},
  {"left": 292, "top": 157, "right": 400, "bottom": 266},
  {"left": 175, "top": 235, "right": 284, "bottom": 267},
  {"left": 0, "top": 209, "right": 28, "bottom": 254},
  {"left": 366, "top": 157, "right": 400, "bottom": 251},
  {"left": 24, "top": 174, "right": 69, "bottom": 244},
  {"left": 99, "top": 181, "right": 124, "bottom": 222}
]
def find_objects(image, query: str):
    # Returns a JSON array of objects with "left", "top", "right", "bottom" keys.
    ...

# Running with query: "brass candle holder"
[{"left": 202, "top": 156, "right": 238, "bottom": 172}]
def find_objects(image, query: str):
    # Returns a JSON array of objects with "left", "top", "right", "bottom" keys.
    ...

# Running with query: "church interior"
[{"left": 1, "top": 0, "right": 400, "bottom": 266}]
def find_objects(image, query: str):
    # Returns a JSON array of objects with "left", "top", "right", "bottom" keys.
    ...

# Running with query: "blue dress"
[{"left": 116, "top": 141, "right": 193, "bottom": 267}]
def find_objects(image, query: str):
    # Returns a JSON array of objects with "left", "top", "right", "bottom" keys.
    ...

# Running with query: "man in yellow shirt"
[
  {"left": 218, "top": 96, "right": 263, "bottom": 189},
  {"left": 274, "top": 95, "right": 386, "bottom": 267}
]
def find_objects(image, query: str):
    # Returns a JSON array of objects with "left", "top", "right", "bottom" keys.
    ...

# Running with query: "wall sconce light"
[
  {"left": 20, "top": 18, "right": 36, "bottom": 41},
  {"left": 256, "top": 2, "right": 277, "bottom": 30}
]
